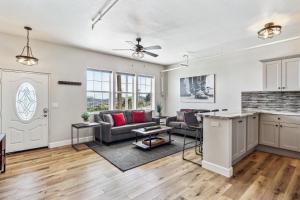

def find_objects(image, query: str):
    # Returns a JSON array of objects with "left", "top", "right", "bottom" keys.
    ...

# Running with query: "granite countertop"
[
  {"left": 198, "top": 109, "right": 300, "bottom": 119},
  {"left": 242, "top": 109, "right": 300, "bottom": 116},
  {"left": 198, "top": 111, "right": 257, "bottom": 119}
]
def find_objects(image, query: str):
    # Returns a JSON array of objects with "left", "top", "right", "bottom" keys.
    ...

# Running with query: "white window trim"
[
  {"left": 114, "top": 72, "right": 135, "bottom": 110},
  {"left": 137, "top": 75, "right": 155, "bottom": 110},
  {"left": 86, "top": 68, "right": 113, "bottom": 113}
]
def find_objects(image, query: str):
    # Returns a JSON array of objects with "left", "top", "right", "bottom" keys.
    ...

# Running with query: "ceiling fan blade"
[
  {"left": 142, "top": 51, "right": 159, "bottom": 57},
  {"left": 143, "top": 45, "right": 162, "bottom": 50},
  {"left": 112, "top": 49, "right": 134, "bottom": 51}
]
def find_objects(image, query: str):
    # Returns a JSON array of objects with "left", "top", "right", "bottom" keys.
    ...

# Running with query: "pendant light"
[{"left": 16, "top": 26, "right": 38, "bottom": 66}]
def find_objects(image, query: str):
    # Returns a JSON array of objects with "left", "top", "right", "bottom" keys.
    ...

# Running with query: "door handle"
[{"left": 43, "top": 108, "right": 48, "bottom": 117}]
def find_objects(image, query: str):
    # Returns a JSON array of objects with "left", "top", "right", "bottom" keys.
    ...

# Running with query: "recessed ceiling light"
[{"left": 258, "top": 22, "right": 282, "bottom": 39}]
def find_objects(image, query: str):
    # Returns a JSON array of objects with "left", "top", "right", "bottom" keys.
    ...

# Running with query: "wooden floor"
[{"left": 1, "top": 146, "right": 300, "bottom": 200}]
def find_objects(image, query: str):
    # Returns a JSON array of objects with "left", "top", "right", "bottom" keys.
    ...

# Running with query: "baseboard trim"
[
  {"left": 49, "top": 136, "right": 94, "bottom": 148},
  {"left": 256, "top": 145, "right": 300, "bottom": 160},
  {"left": 202, "top": 160, "right": 233, "bottom": 178}
]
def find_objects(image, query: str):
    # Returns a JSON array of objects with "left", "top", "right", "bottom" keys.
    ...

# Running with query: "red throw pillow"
[
  {"left": 132, "top": 111, "right": 145, "bottom": 123},
  {"left": 111, "top": 113, "right": 126, "bottom": 126}
]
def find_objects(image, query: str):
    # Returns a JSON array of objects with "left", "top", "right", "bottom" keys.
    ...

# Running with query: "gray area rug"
[{"left": 87, "top": 134, "right": 194, "bottom": 171}]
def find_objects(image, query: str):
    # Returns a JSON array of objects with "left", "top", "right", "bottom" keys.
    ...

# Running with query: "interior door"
[
  {"left": 281, "top": 57, "right": 300, "bottom": 91},
  {"left": 2, "top": 71, "right": 49, "bottom": 153},
  {"left": 263, "top": 60, "right": 282, "bottom": 91}
]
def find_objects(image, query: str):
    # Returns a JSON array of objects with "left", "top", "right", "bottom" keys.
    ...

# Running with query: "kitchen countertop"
[{"left": 198, "top": 109, "right": 300, "bottom": 119}]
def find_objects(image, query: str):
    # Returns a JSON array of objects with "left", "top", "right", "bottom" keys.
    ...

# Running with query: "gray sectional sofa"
[
  {"left": 166, "top": 109, "right": 210, "bottom": 137},
  {"left": 94, "top": 110, "right": 159, "bottom": 143}
]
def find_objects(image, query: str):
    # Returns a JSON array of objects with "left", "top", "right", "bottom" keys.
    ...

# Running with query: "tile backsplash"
[{"left": 241, "top": 91, "right": 300, "bottom": 112}]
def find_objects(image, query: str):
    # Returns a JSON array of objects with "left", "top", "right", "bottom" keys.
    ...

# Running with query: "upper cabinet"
[{"left": 263, "top": 56, "right": 300, "bottom": 91}]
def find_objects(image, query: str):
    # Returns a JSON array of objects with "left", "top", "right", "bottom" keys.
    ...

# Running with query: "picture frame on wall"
[{"left": 180, "top": 74, "right": 215, "bottom": 103}]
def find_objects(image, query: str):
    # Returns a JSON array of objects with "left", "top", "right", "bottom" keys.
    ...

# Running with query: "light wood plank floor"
[{"left": 1, "top": 145, "right": 300, "bottom": 200}]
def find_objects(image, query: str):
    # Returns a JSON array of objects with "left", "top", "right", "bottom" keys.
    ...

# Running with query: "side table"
[{"left": 71, "top": 122, "right": 102, "bottom": 151}]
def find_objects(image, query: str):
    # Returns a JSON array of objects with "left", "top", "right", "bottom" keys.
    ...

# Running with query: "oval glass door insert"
[{"left": 16, "top": 82, "right": 37, "bottom": 121}]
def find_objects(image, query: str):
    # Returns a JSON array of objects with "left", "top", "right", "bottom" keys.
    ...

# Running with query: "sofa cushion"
[
  {"left": 132, "top": 111, "right": 145, "bottom": 123},
  {"left": 103, "top": 114, "right": 114, "bottom": 126},
  {"left": 176, "top": 111, "right": 185, "bottom": 121},
  {"left": 111, "top": 122, "right": 156, "bottom": 135},
  {"left": 112, "top": 113, "right": 126, "bottom": 126},
  {"left": 168, "top": 121, "right": 185, "bottom": 129},
  {"left": 144, "top": 111, "right": 152, "bottom": 122}
]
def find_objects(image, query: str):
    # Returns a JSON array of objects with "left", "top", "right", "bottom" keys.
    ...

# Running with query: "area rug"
[{"left": 86, "top": 134, "right": 194, "bottom": 171}]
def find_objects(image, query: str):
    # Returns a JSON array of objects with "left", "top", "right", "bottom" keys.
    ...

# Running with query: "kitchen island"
[
  {"left": 200, "top": 111, "right": 257, "bottom": 177},
  {"left": 199, "top": 110, "right": 300, "bottom": 177}
]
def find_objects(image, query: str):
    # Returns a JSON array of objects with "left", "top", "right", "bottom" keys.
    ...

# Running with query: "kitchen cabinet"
[
  {"left": 263, "top": 57, "right": 300, "bottom": 91},
  {"left": 259, "top": 114, "right": 300, "bottom": 152},
  {"left": 282, "top": 58, "right": 300, "bottom": 91},
  {"left": 279, "top": 123, "right": 300, "bottom": 151},
  {"left": 260, "top": 120, "right": 279, "bottom": 147},
  {"left": 232, "top": 118, "right": 247, "bottom": 161},
  {"left": 263, "top": 60, "right": 281, "bottom": 91},
  {"left": 247, "top": 115, "right": 259, "bottom": 150}
]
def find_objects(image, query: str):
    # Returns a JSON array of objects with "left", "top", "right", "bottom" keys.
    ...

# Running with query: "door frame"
[{"left": 0, "top": 68, "right": 51, "bottom": 148}]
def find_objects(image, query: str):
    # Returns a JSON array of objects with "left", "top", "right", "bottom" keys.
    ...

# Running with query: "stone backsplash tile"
[{"left": 241, "top": 91, "right": 300, "bottom": 112}]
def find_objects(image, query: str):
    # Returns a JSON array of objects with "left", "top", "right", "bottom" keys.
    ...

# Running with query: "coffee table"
[{"left": 132, "top": 126, "right": 173, "bottom": 150}]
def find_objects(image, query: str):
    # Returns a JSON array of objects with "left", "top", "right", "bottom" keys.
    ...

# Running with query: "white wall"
[
  {"left": 165, "top": 39, "right": 300, "bottom": 116},
  {"left": 0, "top": 32, "right": 165, "bottom": 145}
]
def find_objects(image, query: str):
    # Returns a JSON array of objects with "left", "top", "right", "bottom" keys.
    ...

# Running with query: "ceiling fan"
[{"left": 113, "top": 37, "right": 162, "bottom": 58}]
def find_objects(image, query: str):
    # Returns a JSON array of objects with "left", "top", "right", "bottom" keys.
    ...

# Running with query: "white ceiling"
[{"left": 0, "top": 0, "right": 300, "bottom": 65}]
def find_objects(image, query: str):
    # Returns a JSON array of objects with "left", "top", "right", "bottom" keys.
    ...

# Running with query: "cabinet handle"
[
  {"left": 238, "top": 120, "right": 243, "bottom": 123},
  {"left": 252, "top": 116, "right": 256, "bottom": 119},
  {"left": 280, "top": 125, "right": 283, "bottom": 128},
  {"left": 278, "top": 117, "right": 281, "bottom": 120},
  {"left": 275, "top": 124, "right": 279, "bottom": 127},
  {"left": 278, "top": 87, "right": 281, "bottom": 89},
  {"left": 282, "top": 87, "right": 285, "bottom": 89}
]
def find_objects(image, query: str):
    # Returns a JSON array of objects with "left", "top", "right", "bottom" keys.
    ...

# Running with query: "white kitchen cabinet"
[
  {"left": 279, "top": 123, "right": 300, "bottom": 152},
  {"left": 247, "top": 115, "right": 259, "bottom": 150},
  {"left": 263, "top": 57, "right": 300, "bottom": 91},
  {"left": 260, "top": 120, "right": 279, "bottom": 147},
  {"left": 281, "top": 58, "right": 300, "bottom": 91},
  {"left": 263, "top": 60, "right": 282, "bottom": 91},
  {"left": 232, "top": 118, "right": 247, "bottom": 161}
]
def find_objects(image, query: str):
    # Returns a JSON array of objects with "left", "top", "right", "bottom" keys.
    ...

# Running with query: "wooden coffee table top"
[{"left": 132, "top": 126, "right": 172, "bottom": 136}]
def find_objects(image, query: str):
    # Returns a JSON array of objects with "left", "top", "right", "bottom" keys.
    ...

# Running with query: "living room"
[{"left": 1, "top": 0, "right": 300, "bottom": 199}]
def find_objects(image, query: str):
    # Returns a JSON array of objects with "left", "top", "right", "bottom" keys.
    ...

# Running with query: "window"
[
  {"left": 114, "top": 73, "right": 134, "bottom": 110},
  {"left": 16, "top": 82, "right": 37, "bottom": 121},
  {"left": 86, "top": 69, "right": 112, "bottom": 112},
  {"left": 137, "top": 75, "right": 154, "bottom": 110}
]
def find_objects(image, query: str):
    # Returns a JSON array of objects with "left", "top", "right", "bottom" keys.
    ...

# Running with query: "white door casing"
[{"left": 2, "top": 71, "right": 49, "bottom": 153}]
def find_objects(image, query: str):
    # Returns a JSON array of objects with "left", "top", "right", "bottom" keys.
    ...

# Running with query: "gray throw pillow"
[
  {"left": 103, "top": 114, "right": 114, "bottom": 126},
  {"left": 176, "top": 111, "right": 184, "bottom": 121},
  {"left": 125, "top": 111, "right": 132, "bottom": 124},
  {"left": 145, "top": 111, "right": 152, "bottom": 122}
]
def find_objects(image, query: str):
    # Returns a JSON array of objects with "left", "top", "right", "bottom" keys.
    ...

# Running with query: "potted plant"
[
  {"left": 81, "top": 112, "right": 90, "bottom": 122},
  {"left": 156, "top": 104, "right": 162, "bottom": 117}
]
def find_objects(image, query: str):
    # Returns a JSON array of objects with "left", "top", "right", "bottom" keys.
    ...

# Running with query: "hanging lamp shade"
[{"left": 16, "top": 26, "right": 38, "bottom": 66}]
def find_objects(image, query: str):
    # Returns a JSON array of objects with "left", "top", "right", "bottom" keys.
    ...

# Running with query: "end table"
[{"left": 71, "top": 122, "right": 102, "bottom": 151}]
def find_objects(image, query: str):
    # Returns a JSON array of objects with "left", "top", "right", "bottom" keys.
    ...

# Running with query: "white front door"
[{"left": 2, "top": 71, "right": 49, "bottom": 153}]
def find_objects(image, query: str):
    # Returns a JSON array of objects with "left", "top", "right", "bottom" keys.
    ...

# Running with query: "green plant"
[
  {"left": 156, "top": 104, "right": 162, "bottom": 116},
  {"left": 81, "top": 112, "right": 90, "bottom": 122}
]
